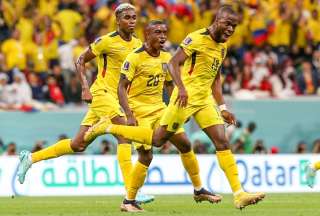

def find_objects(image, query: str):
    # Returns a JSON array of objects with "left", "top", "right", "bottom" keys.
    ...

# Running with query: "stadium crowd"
[{"left": 0, "top": 0, "right": 320, "bottom": 111}]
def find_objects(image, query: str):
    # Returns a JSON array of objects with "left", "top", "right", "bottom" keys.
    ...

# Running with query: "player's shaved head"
[
  {"left": 145, "top": 20, "right": 166, "bottom": 31},
  {"left": 209, "top": 4, "right": 238, "bottom": 43},
  {"left": 115, "top": 3, "right": 136, "bottom": 19},
  {"left": 215, "top": 4, "right": 237, "bottom": 20}
]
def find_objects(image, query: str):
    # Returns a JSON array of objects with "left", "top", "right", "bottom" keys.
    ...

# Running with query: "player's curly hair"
[{"left": 115, "top": 3, "right": 136, "bottom": 19}]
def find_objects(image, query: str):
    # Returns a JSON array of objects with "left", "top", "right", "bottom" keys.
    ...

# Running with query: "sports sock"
[
  {"left": 180, "top": 150, "right": 202, "bottom": 190},
  {"left": 117, "top": 144, "right": 133, "bottom": 190},
  {"left": 108, "top": 125, "right": 153, "bottom": 145},
  {"left": 216, "top": 149, "right": 242, "bottom": 194},
  {"left": 127, "top": 161, "right": 148, "bottom": 200},
  {"left": 31, "top": 139, "right": 74, "bottom": 164},
  {"left": 314, "top": 161, "right": 320, "bottom": 170}
]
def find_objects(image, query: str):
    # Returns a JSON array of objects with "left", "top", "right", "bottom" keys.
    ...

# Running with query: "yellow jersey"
[
  {"left": 1, "top": 38, "right": 26, "bottom": 70},
  {"left": 54, "top": 9, "right": 82, "bottom": 42},
  {"left": 16, "top": 17, "right": 33, "bottom": 45},
  {"left": 172, "top": 28, "right": 227, "bottom": 106},
  {"left": 121, "top": 46, "right": 172, "bottom": 117},
  {"left": 308, "top": 18, "right": 320, "bottom": 43},
  {"left": 90, "top": 31, "right": 142, "bottom": 96}
]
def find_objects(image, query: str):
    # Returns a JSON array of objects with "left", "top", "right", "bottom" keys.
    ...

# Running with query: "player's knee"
[
  {"left": 71, "top": 140, "right": 87, "bottom": 152},
  {"left": 214, "top": 136, "right": 230, "bottom": 151},
  {"left": 152, "top": 136, "right": 164, "bottom": 147},
  {"left": 138, "top": 151, "right": 153, "bottom": 166},
  {"left": 175, "top": 141, "right": 192, "bottom": 153}
]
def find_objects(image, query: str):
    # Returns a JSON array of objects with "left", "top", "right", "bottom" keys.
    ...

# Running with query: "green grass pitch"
[{"left": 0, "top": 194, "right": 319, "bottom": 216}]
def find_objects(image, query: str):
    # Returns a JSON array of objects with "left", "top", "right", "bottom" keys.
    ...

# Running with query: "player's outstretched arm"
[
  {"left": 212, "top": 70, "right": 236, "bottom": 125},
  {"left": 168, "top": 48, "right": 188, "bottom": 107},
  {"left": 75, "top": 47, "right": 96, "bottom": 103},
  {"left": 118, "top": 74, "right": 137, "bottom": 126}
]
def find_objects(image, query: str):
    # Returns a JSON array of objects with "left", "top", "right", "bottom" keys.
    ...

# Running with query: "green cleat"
[
  {"left": 17, "top": 150, "right": 32, "bottom": 184},
  {"left": 305, "top": 163, "right": 316, "bottom": 188},
  {"left": 84, "top": 117, "right": 112, "bottom": 144}
]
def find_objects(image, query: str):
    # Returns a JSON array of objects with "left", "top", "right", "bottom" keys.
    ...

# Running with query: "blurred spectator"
[
  {"left": 28, "top": 72, "right": 46, "bottom": 101},
  {"left": 0, "top": 72, "right": 10, "bottom": 108},
  {"left": 0, "top": 0, "right": 13, "bottom": 43},
  {"left": 231, "top": 121, "right": 256, "bottom": 154},
  {"left": 64, "top": 73, "right": 81, "bottom": 104},
  {"left": 54, "top": 3, "right": 82, "bottom": 43},
  {"left": 296, "top": 61, "right": 319, "bottom": 95},
  {"left": 1, "top": 28, "right": 26, "bottom": 76},
  {"left": 31, "top": 140, "right": 46, "bottom": 153},
  {"left": 58, "top": 134, "right": 68, "bottom": 141},
  {"left": 4, "top": 142, "right": 16, "bottom": 155},
  {"left": 312, "top": 139, "right": 320, "bottom": 153},
  {"left": 307, "top": 9, "right": 320, "bottom": 49},
  {"left": 25, "top": 31, "right": 49, "bottom": 79},
  {"left": 270, "top": 146, "right": 279, "bottom": 154},
  {"left": 58, "top": 39, "right": 78, "bottom": 75},
  {"left": 0, "top": 138, "right": 4, "bottom": 155},
  {"left": 100, "top": 139, "right": 113, "bottom": 155},
  {"left": 16, "top": 4, "right": 34, "bottom": 46},
  {"left": 296, "top": 141, "right": 308, "bottom": 154},
  {"left": 252, "top": 139, "right": 267, "bottom": 154},
  {"left": 233, "top": 139, "right": 245, "bottom": 154},
  {"left": 190, "top": 130, "right": 214, "bottom": 153},
  {"left": 46, "top": 75, "right": 65, "bottom": 105},
  {"left": 229, "top": 121, "right": 242, "bottom": 144},
  {"left": 6, "top": 70, "right": 33, "bottom": 108},
  {"left": 269, "top": 66, "right": 296, "bottom": 98},
  {"left": 51, "top": 64, "right": 65, "bottom": 90},
  {"left": 193, "top": 139, "right": 207, "bottom": 154},
  {"left": 41, "top": 15, "right": 60, "bottom": 65}
]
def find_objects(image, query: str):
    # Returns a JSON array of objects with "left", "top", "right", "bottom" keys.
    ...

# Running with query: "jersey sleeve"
[
  {"left": 121, "top": 53, "right": 137, "bottom": 82},
  {"left": 180, "top": 32, "right": 199, "bottom": 57},
  {"left": 90, "top": 36, "right": 110, "bottom": 56}
]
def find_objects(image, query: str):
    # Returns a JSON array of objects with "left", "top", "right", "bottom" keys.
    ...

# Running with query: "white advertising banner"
[{"left": 0, "top": 155, "right": 318, "bottom": 196}]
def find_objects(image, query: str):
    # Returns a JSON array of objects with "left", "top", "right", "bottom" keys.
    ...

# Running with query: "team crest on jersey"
[
  {"left": 123, "top": 61, "right": 130, "bottom": 70},
  {"left": 183, "top": 37, "right": 192, "bottom": 46},
  {"left": 221, "top": 48, "right": 225, "bottom": 58}
]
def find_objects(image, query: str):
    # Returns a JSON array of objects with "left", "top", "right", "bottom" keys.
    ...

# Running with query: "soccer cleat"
[
  {"left": 120, "top": 199, "right": 145, "bottom": 212},
  {"left": 83, "top": 117, "right": 112, "bottom": 144},
  {"left": 305, "top": 163, "right": 316, "bottom": 188},
  {"left": 193, "top": 188, "right": 222, "bottom": 204},
  {"left": 234, "top": 191, "right": 265, "bottom": 209},
  {"left": 17, "top": 150, "right": 33, "bottom": 184},
  {"left": 136, "top": 193, "right": 155, "bottom": 204}
]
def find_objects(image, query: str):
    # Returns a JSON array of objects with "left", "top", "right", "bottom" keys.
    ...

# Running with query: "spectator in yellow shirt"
[
  {"left": 24, "top": 32, "right": 48, "bottom": 80},
  {"left": 1, "top": 28, "right": 26, "bottom": 74},
  {"left": 16, "top": 5, "right": 34, "bottom": 46},
  {"left": 54, "top": 5, "right": 82, "bottom": 43},
  {"left": 308, "top": 9, "right": 320, "bottom": 48}
]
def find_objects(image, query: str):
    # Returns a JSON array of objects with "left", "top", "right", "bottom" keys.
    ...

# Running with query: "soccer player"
[
  {"left": 85, "top": 5, "right": 265, "bottom": 209},
  {"left": 16, "top": 3, "right": 154, "bottom": 204},
  {"left": 117, "top": 20, "right": 221, "bottom": 212},
  {"left": 305, "top": 161, "right": 320, "bottom": 188}
]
